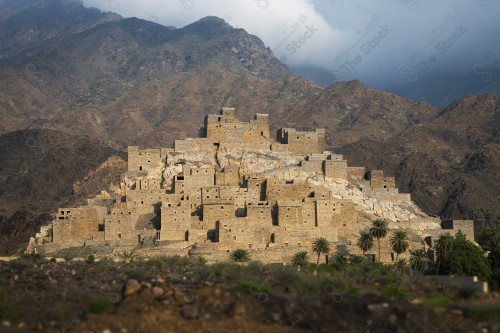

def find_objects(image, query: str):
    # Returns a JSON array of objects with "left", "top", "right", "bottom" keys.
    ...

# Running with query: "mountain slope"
[
  {"left": 341, "top": 93, "right": 500, "bottom": 231},
  {"left": 0, "top": 129, "right": 126, "bottom": 215},
  {"left": 0, "top": 13, "right": 291, "bottom": 137},
  {"left": 273, "top": 80, "right": 438, "bottom": 147},
  {"left": 0, "top": 0, "right": 121, "bottom": 58}
]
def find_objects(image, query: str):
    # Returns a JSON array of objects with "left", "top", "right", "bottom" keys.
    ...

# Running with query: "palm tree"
[
  {"left": 230, "top": 248, "right": 250, "bottom": 263},
  {"left": 370, "top": 219, "right": 388, "bottom": 263},
  {"left": 357, "top": 230, "right": 374, "bottom": 256},
  {"left": 409, "top": 248, "right": 429, "bottom": 273},
  {"left": 435, "top": 233, "right": 453, "bottom": 275},
  {"left": 390, "top": 230, "right": 409, "bottom": 261},
  {"left": 330, "top": 253, "right": 348, "bottom": 271},
  {"left": 312, "top": 237, "right": 330, "bottom": 266},
  {"left": 394, "top": 258, "right": 408, "bottom": 275},
  {"left": 349, "top": 255, "right": 365, "bottom": 264},
  {"left": 291, "top": 251, "right": 309, "bottom": 267}
]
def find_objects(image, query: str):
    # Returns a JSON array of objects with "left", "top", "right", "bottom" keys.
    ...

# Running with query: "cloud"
[
  {"left": 82, "top": 0, "right": 500, "bottom": 92},
  {"left": 82, "top": 0, "right": 341, "bottom": 64}
]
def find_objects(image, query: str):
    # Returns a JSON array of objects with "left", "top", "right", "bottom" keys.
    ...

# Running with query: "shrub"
[
  {"left": 440, "top": 235, "right": 492, "bottom": 281},
  {"left": 124, "top": 268, "right": 146, "bottom": 280},
  {"left": 272, "top": 267, "right": 317, "bottom": 293},
  {"left": 230, "top": 249, "right": 250, "bottom": 263},
  {"left": 9, "top": 259, "right": 30, "bottom": 270},
  {"left": 291, "top": 251, "right": 309, "bottom": 267},
  {"left": 20, "top": 253, "right": 41, "bottom": 261},
  {"left": 393, "top": 259, "right": 409, "bottom": 275},
  {"left": 380, "top": 284, "right": 407, "bottom": 299},
  {"left": 476, "top": 228, "right": 499, "bottom": 291},
  {"left": 348, "top": 255, "right": 365, "bottom": 265},
  {"left": 462, "top": 303, "right": 500, "bottom": 323},
  {"left": 205, "top": 262, "right": 242, "bottom": 282},
  {"left": 316, "top": 263, "right": 333, "bottom": 274},
  {"left": 234, "top": 280, "right": 271, "bottom": 294},
  {"left": 419, "top": 292, "right": 454, "bottom": 309},
  {"left": 86, "top": 255, "right": 95, "bottom": 264},
  {"left": 197, "top": 256, "right": 207, "bottom": 265},
  {"left": 330, "top": 253, "right": 348, "bottom": 271},
  {"left": 87, "top": 297, "right": 113, "bottom": 314},
  {"left": 0, "top": 292, "right": 20, "bottom": 321}
]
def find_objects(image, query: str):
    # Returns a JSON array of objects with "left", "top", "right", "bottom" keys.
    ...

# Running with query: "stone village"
[{"left": 28, "top": 108, "right": 474, "bottom": 263}]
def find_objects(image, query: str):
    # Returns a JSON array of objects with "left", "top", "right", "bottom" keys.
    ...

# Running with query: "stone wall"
[
  {"left": 348, "top": 166, "right": 366, "bottom": 179},
  {"left": 246, "top": 202, "right": 273, "bottom": 227},
  {"left": 273, "top": 128, "right": 326, "bottom": 155},
  {"left": 215, "top": 165, "right": 240, "bottom": 186},
  {"left": 53, "top": 206, "right": 107, "bottom": 244},
  {"left": 324, "top": 160, "right": 348, "bottom": 180},
  {"left": 367, "top": 170, "right": 396, "bottom": 189},
  {"left": 126, "top": 189, "right": 163, "bottom": 211},
  {"left": 127, "top": 146, "right": 162, "bottom": 179},
  {"left": 160, "top": 202, "right": 192, "bottom": 242},
  {"left": 205, "top": 108, "right": 270, "bottom": 143},
  {"left": 277, "top": 201, "right": 303, "bottom": 227}
]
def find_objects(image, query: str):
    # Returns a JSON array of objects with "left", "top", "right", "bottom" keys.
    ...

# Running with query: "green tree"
[
  {"left": 349, "top": 254, "right": 365, "bottom": 264},
  {"left": 330, "top": 253, "right": 348, "bottom": 271},
  {"left": 312, "top": 237, "right": 330, "bottom": 266},
  {"left": 230, "top": 249, "right": 250, "bottom": 263},
  {"left": 291, "top": 251, "right": 309, "bottom": 267},
  {"left": 477, "top": 227, "right": 500, "bottom": 291},
  {"left": 434, "top": 233, "right": 453, "bottom": 275},
  {"left": 409, "top": 248, "right": 429, "bottom": 273},
  {"left": 390, "top": 230, "right": 409, "bottom": 261},
  {"left": 440, "top": 234, "right": 491, "bottom": 281},
  {"left": 370, "top": 219, "right": 388, "bottom": 263},
  {"left": 394, "top": 258, "right": 409, "bottom": 275},
  {"left": 357, "top": 229, "right": 374, "bottom": 256}
]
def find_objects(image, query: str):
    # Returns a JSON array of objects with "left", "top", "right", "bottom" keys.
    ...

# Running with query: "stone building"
[{"left": 32, "top": 108, "right": 474, "bottom": 263}]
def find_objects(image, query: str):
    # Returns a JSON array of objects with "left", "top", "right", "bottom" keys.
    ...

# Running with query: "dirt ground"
[{"left": 0, "top": 257, "right": 498, "bottom": 333}]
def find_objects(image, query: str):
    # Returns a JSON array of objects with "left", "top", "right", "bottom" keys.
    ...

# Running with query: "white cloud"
[{"left": 82, "top": 0, "right": 342, "bottom": 65}]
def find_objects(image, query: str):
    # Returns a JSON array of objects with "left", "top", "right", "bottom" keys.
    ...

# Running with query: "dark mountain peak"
[
  {"left": 193, "top": 15, "right": 232, "bottom": 28},
  {"left": 344, "top": 79, "right": 366, "bottom": 88},
  {"left": 0, "top": 0, "right": 121, "bottom": 58},
  {"left": 179, "top": 15, "right": 233, "bottom": 38},
  {"left": 110, "top": 17, "right": 176, "bottom": 44},
  {"left": 325, "top": 79, "right": 369, "bottom": 92},
  {"left": 438, "top": 92, "right": 500, "bottom": 118}
]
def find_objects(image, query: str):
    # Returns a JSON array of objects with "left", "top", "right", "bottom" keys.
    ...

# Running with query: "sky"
[{"left": 82, "top": 0, "right": 500, "bottom": 98}]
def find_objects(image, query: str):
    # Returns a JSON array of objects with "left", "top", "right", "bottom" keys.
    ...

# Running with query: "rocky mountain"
[
  {"left": 340, "top": 93, "right": 500, "bottom": 232},
  {"left": 292, "top": 57, "right": 500, "bottom": 107},
  {"left": 273, "top": 80, "right": 438, "bottom": 147},
  {"left": 0, "top": 129, "right": 126, "bottom": 215},
  {"left": 0, "top": 0, "right": 122, "bottom": 58},
  {"left": 0, "top": 210, "right": 52, "bottom": 254},
  {"left": 0, "top": 128, "right": 128, "bottom": 254},
  {"left": 0, "top": 0, "right": 498, "bottom": 252}
]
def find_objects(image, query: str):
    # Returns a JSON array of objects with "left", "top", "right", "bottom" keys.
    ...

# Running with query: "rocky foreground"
[{"left": 0, "top": 256, "right": 498, "bottom": 333}]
